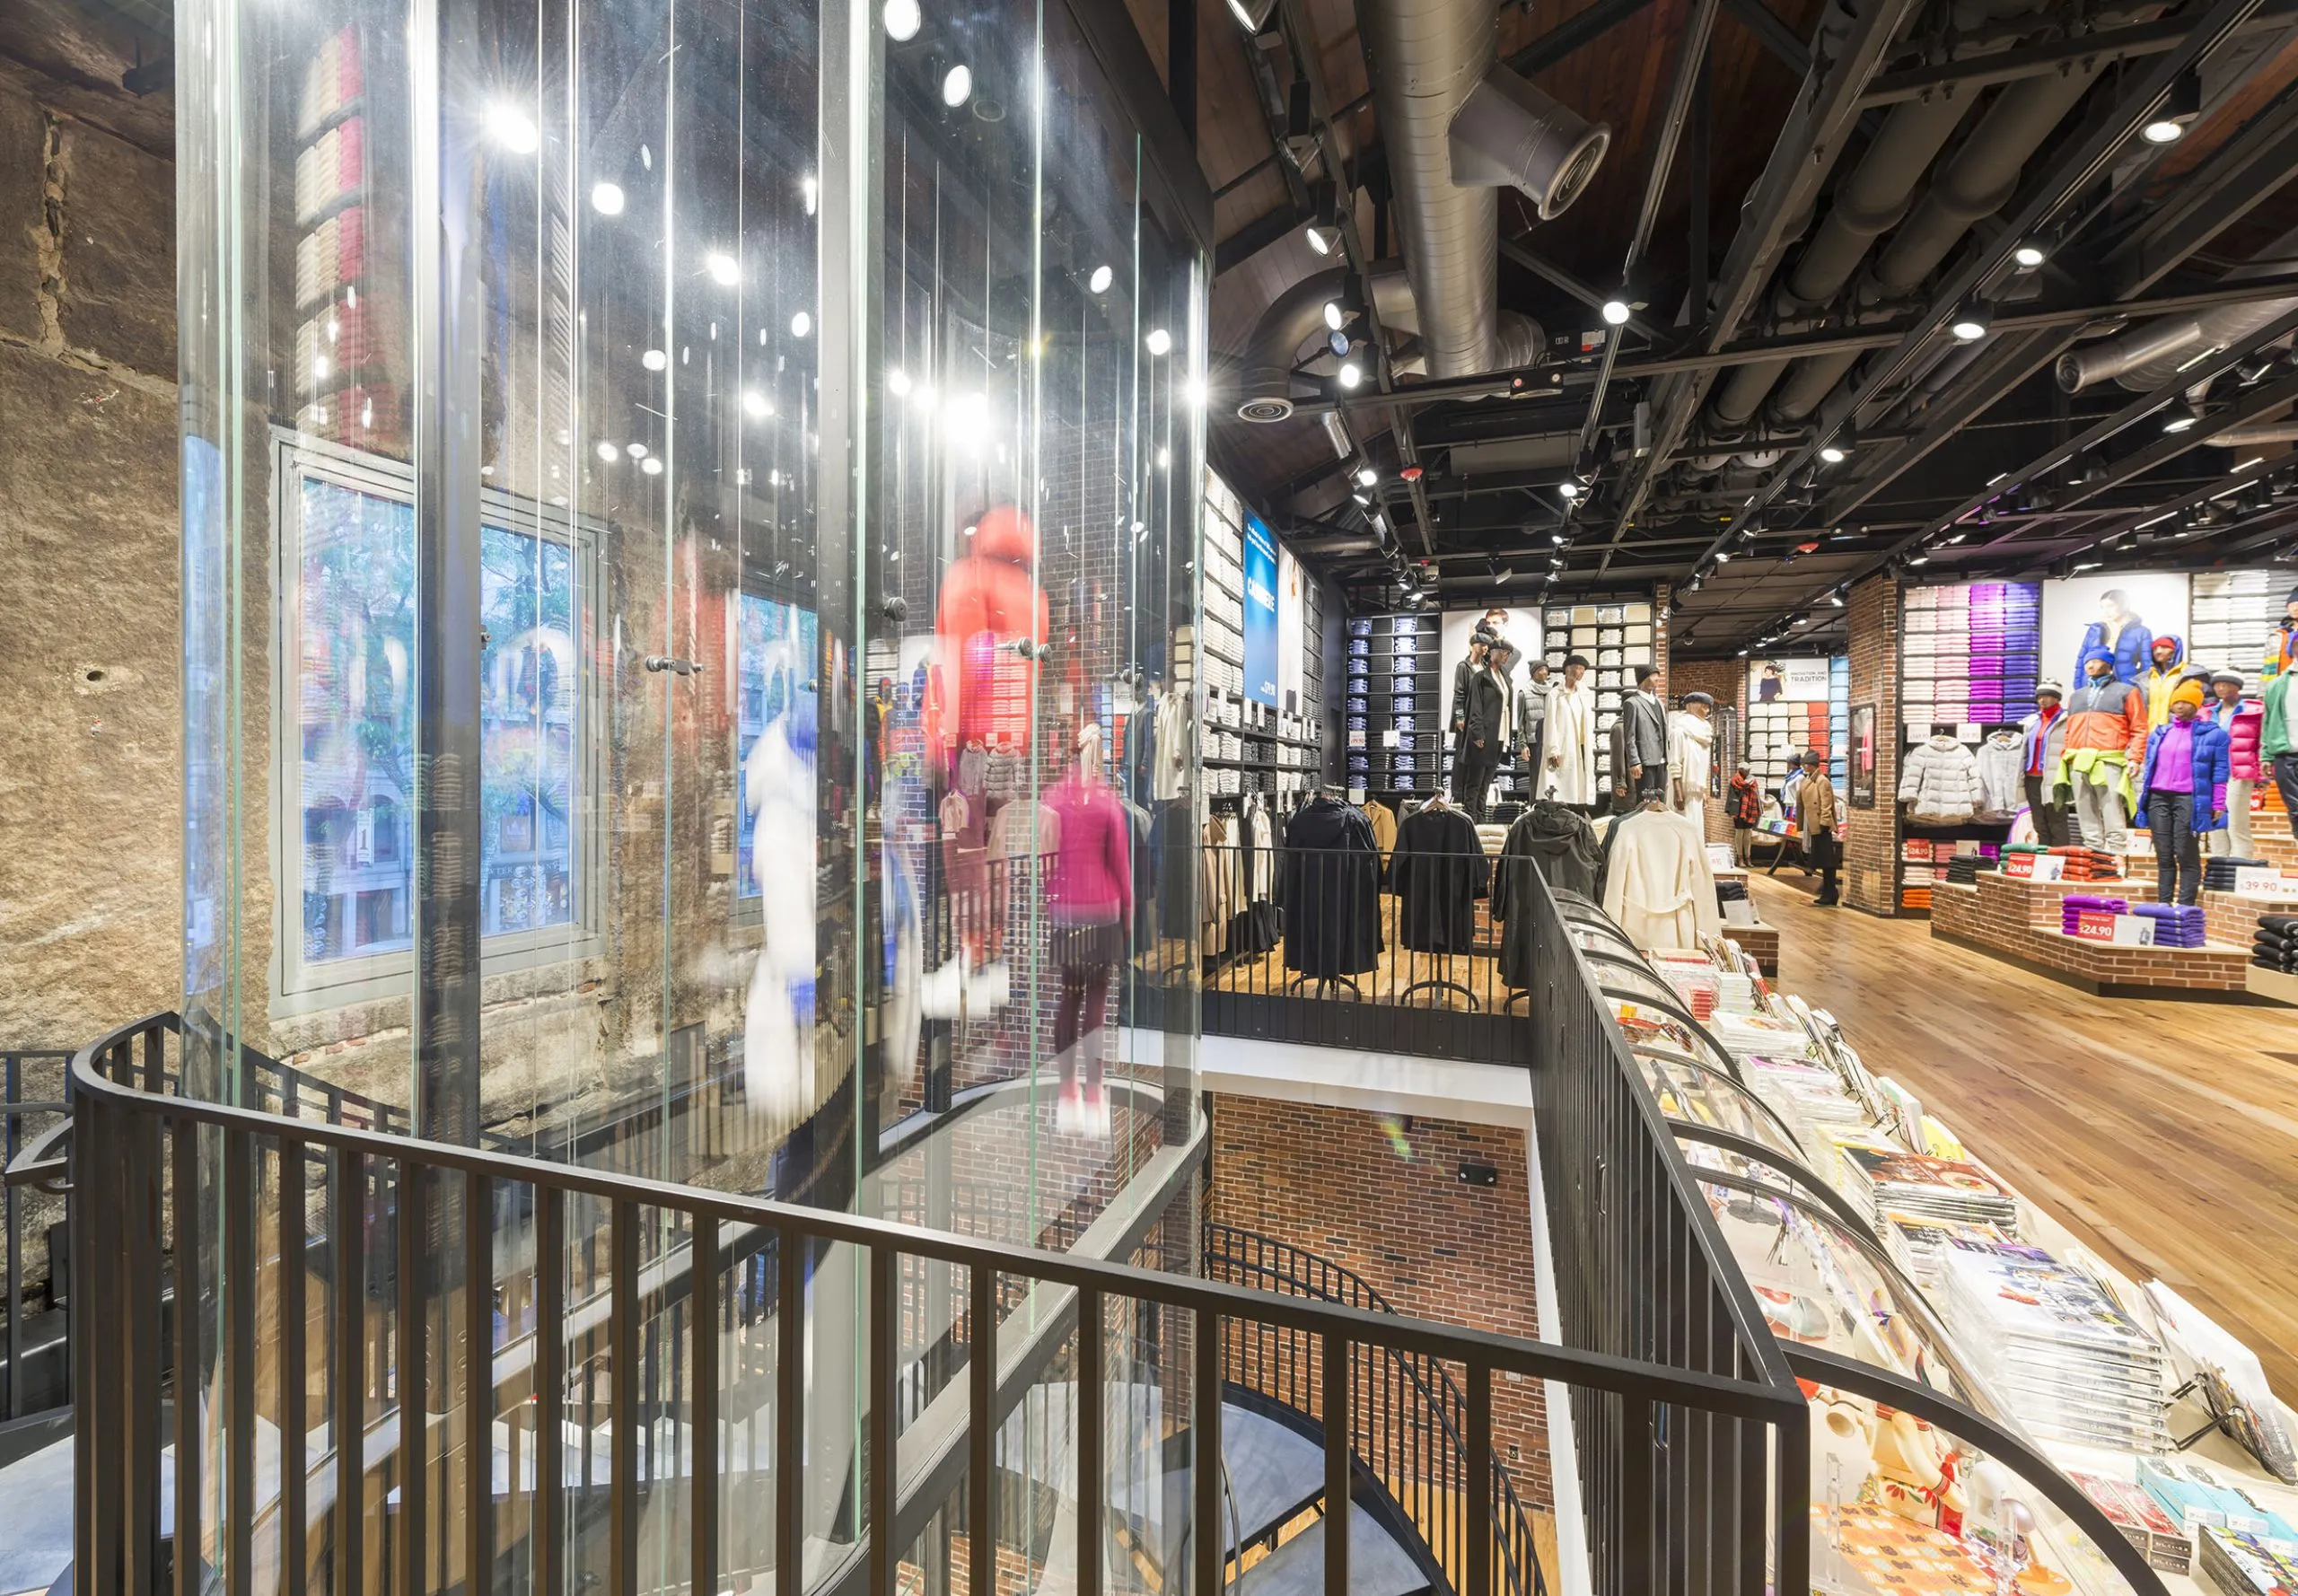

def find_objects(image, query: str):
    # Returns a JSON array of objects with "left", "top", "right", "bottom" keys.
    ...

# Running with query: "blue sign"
[{"left": 1242, "top": 513, "right": 1279, "bottom": 706}]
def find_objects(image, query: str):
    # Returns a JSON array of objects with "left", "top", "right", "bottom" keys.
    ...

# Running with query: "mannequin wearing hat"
[
  {"left": 2206, "top": 669, "right": 2264, "bottom": 858},
  {"left": 1544, "top": 654, "right": 1600, "bottom": 808},
  {"left": 2263, "top": 585, "right": 2298, "bottom": 680},
  {"left": 1668, "top": 691, "right": 1716, "bottom": 837},
  {"left": 2019, "top": 682, "right": 2071, "bottom": 847},
  {"left": 2057, "top": 647, "right": 2147, "bottom": 857},
  {"left": 2135, "top": 680, "right": 2229, "bottom": 907}
]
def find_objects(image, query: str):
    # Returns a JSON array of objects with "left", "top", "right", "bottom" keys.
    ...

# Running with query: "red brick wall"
[
  {"left": 1206, "top": 1096, "right": 1554, "bottom": 1507},
  {"left": 1845, "top": 574, "right": 1903, "bottom": 915}
]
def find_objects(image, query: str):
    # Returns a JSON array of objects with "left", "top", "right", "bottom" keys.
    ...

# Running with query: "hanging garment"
[
  {"left": 1153, "top": 685, "right": 1192, "bottom": 802},
  {"left": 1389, "top": 803, "right": 1490, "bottom": 953},
  {"left": 1280, "top": 796, "right": 1382, "bottom": 977},
  {"left": 1974, "top": 731, "right": 2026, "bottom": 819},
  {"left": 1898, "top": 736, "right": 1985, "bottom": 824},
  {"left": 1490, "top": 803, "right": 1601, "bottom": 988},
  {"left": 1601, "top": 807, "right": 1722, "bottom": 952},
  {"left": 1360, "top": 798, "right": 1398, "bottom": 873},
  {"left": 1667, "top": 710, "right": 1715, "bottom": 833},
  {"left": 1543, "top": 681, "right": 1599, "bottom": 804},
  {"left": 934, "top": 504, "right": 1049, "bottom": 767}
]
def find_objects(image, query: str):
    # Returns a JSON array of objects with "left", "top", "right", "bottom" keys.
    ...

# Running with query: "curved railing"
[{"left": 1203, "top": 1220, "right": 1547, "bottom": 1596}]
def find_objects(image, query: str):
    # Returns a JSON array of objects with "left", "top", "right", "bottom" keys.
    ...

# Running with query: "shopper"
[
  {"left": 2058, "top": 646, "right": 2147, "bottom": 857},
  {"left": 1728, "top": 764, "right": 1762, "bottom": 865},
  {"left": 1668, "top": 691, "right": 1716, "bottom": 836},
  {"left": 2135, "top": 681, "right": 2227, "bottom": 908},
  {"left": 1545, "top": 654, "right": 1599, "bottom": 808},
  {"left": 1801, "top": 749, "right": 1842, "bottom": 907},
  {"left": 2265, "top": 655, "right": 2298, "bottom": 844},
  {"left": 2207, "top": 670, "right": 2263, "bottom": 858},
  {"left": 2019, "top": 682, "right": 2070, "bottom": 846}
]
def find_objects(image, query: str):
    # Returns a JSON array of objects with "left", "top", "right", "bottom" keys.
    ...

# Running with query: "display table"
[
  {"left": 1713, "top": 866, "right": 1779, "bottom": 974},
  {"left": 2249, "top": 963, "right": 2298, "bottom": 1005},
  {"left": 1930, "top": 872, "right": 2253, "bottom": 996}
]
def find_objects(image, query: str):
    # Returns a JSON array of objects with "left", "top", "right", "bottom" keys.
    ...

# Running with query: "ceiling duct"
[
  {"left": 1234, "top": 264, "right": 1418, "bottom": 422},
  {"left": 2057, "top": 301, "right": 2298, "bottom": 392},
  {"left": 1449, "top": 64, "right": 1612, "bottom": 221}
]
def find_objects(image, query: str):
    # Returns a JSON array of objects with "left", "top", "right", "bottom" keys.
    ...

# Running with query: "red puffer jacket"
[{"left": 934, "top": 504, "right": 1049, "bottom": 763}]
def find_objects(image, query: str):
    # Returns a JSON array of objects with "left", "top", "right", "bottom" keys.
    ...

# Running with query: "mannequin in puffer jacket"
[
  {"left": 2207, "top": 669, "right": 2265, "bottom": 857},
  {"left": 1898, "top": 733, "right": 1985, "bottom": 824}
]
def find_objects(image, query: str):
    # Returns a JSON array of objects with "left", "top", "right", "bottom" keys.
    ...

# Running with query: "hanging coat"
[
  {"left": 1542, "top": 681, "right": 1599, "bottom": 804},
  {"left": 1601, "top": 807, "right": 1722, "bottom": 952},
  {"left": 1490, "top": 802, "right": 1601, "bottom": 987},
  {"left": 934, "top": 504, "right": 1050, "bottom": 766},
  {"left": 1389, "top": 805, "right": 1490, "bottom": 953},
  {"left": 1280, "top": 797, "right": 1382, "bottom": 977}
]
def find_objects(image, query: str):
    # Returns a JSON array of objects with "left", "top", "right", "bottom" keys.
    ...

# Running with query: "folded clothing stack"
[
  {"left": 1945, "top": 855, "right": 1988, "bottom": 885},
  {"left": 1715, "top": 877, "right": 1750, "bottom": 905},
  {"left": 2050, "top": 845, "right": 2125, "bottom": 881},
  {"left": 2133, "top": 902, "right": 2207, "bottom": 948},
  {"left": 2254, "top": 914, "right": 2298, "bottom": 972},
  {"left": 2206, "top": 855, "right": 2269, "bottom": 891},
  {"left": 2061, "top": 894, "right": 2130, "bottom": 934}
]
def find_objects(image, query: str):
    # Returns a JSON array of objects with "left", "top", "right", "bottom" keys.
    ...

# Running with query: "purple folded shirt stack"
[
  {"left": 2061, "top": 895, "right": 2131, "bottom": 934},
  {"left": 2134, "top": 902, "right": 2208, "bottom": 948}
]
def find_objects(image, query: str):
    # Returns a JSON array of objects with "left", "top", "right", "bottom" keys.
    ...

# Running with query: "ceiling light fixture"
[
  {"left": 1557, "top": 481, "right": 1580, "bottom": 501},
  {"left": 742, "top": 390, "right": 772, "bottom": 418},
  {"left": 1355, "top": 465, "right": 1380, "bottom": 488},
  {"left": 1145, "top": 328, "right": 1173, "bottom": 355},
  {"left": 1338, "top": 360, "right": 1363, "bottom": 389},
  {"left": 705, "top": 250, "right": 741, "bottom": 286},
  {"left": 485, "top": 103, "right": 540, "bottom": 154},
  {"left": 2142, "top": 69, "right": 2202, "bottom": 144},
  {"left": 1088, "top": 264, "right": 1113, "bottom": 294},
  {"left": 942, "top": 64, "right": 973, "bottom": 108},
  {"left": 1819, "top": 443, "right": 1846, "bottom": 464},
  {"left": 1324, "top": 300, "right": 1345, "bottom": 332},
  {"left": 590, "top": 181, "right": 626, "bottom": 216},
  {"left": 1303, "top": 224, "right": 1339, "bottom": 257},
  {"left": 2162, "top": 400, "right": 2200, "bottom": 433},
  {"left": 883, "top": 0, "right": 922, "bottom": 39},
  {"left": 1950, "top": 301, "right": 1994, "bottom": 342},
  {"left": 2013, "top": 241, "right": 2048, "bottom": 269},
  {"left": 1600, "top": 296, "right": 1631, "bottom": 327}
]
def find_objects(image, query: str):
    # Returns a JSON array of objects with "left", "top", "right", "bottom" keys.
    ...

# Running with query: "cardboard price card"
[{"left": 2072, "top": 909, "right": 2120, "bottom": 943}]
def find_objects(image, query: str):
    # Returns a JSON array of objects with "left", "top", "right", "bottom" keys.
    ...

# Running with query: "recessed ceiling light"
[
  {"left": 590, "top": 181, "right": 625, "bottom": 215},
  {"left": 642, "top": 348, "right": 668, "bottom": 372},
  {"left": 943, "top": 64, "right": 973, "bottom": 108},
  {"left": 1088, "top": 264, "right": 1113, "bottom": 294},
  {"left": 883, "top": 0, "right": 921, "bottom": 40},
  {"left": 705, "top": 250, "right": 740, "bottom": 286},
  {"left": 1145, "top": 328, "right": 1172, "bottom": 355}
]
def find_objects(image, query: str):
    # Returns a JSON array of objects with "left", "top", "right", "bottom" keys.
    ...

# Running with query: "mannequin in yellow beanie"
[{"left": 2136, "top": 677, "right": 2229, "bottom": 908}]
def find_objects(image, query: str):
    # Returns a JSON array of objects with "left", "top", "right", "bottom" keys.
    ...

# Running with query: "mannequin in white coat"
[
  {"left": 1543, "top": 654, "right": 1599, "bottom": 809},
  {"left": 1669, "top": 691, "right": 1717, "bottom": 837}
]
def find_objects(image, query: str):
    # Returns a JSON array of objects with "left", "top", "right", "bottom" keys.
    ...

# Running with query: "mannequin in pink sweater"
[{"left": 1045, "top": 723, "right": 1131, "bottom": 1136}]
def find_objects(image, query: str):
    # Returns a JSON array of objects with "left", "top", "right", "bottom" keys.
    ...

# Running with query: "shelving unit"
[
  {"left": 1898, "top": 582, "right": 2039, "bottom": 913},
  {"left": 1344, "top": 612, "right": 1443, "bottom": 799},
  {"left": 1202, "top": 469, "right": 1322, "bottom": 800}
]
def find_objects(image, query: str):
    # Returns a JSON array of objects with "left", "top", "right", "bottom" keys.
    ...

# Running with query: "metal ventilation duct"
[
  {"left": 1449, "top": 64, "right": 1612, "bottom": 221},
  {"left": 1234, "top": 264, "right": 1418, "bottom": 422},
  {"left": 2057, "top": 299, "right": 2298, "bottom": 392}
]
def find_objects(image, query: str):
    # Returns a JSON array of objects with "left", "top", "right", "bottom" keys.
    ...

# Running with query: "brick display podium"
[{"left": 1930, "top": 870, "right": 2252, "bottom": 997}]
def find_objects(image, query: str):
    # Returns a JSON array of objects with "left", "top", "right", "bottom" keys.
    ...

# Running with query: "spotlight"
[
  {"left": 1226, "top": 0, "right": 1278, "bottom": 30},
  {"left": 1557, "top": 481, "right": 1580, "bottom": 501},
  {"left": 1303, "top": 224, "right": 1339, "bottom": 257},
  {"left": 1355, "top": 465, "right": 1380, "bottom": 487},
  {"left": 1828, "top": 590, "right": 1846, "bottom": 608},
  {"left": 1338, "top": 360, "right": 1363, "bottom": 389},
  {"left": 705, "top": 250, "right": 741, "bottom": 286},
  {"left": 2142, "top": 69, "right": 2202, "bottom": 144},
  {"left": 1715, "top": 548, "right": 1732, "bottom": 564},
  {"left": 1950, "top": 301, "right": 1994, "bottom": 342},
  {"left": 887, "top": 369, "right": 911, "bottom": 397},
  {"left": 485, "top": 103, "right": 539, "bottom": 154},
  {"left": 595, "top": 441, "right": 620, "bottom": 462},
  {"left": 882, "top": 0, "right": 922, "bottom": 39},
  {"left": 742, "top": 390, "right": 773, "bottom": 418},
  {"left": 1087, "top": 264, "right": 1113, "bottom": 294},
  {"left": 641, "top": 456, "right": 664, "bottom": 477},
  {"left": 1819, "top": 443, "right": 1846, "bottom": 464},
  {"left": 2013, "top": 241, "right": 2048, "bottom": 269},
  {"left": 1324, "top": 301, "right": 1346, "bottom": 332},
  {"left": 2162, "top": 400, "right": 2199, "bottom": 434},
  {"left": 641, "top": 348, "right": 668, "bottom": 371},
  {"left": 1145, "top": 328, "right": 1172, "bottom": 356},
  {"left": 590, "top": 181, "right": 626, "bottom": 215},
  {"left": 1600, "top": 297, "right": 1631, "bottom": 327},
  {"left": 790, "top": 310, "right": 812, "bottom": 338},
  {"left": 1328, "top": 329, "right": 1350, "bottom": 358},
  {"left": 942, "top": 64, "right": 973, "bottom": 108}
]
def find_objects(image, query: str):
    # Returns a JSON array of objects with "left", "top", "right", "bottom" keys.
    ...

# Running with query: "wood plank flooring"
[{"left": 1744, "top": 873, "right": 2298, "bottom": 1399}]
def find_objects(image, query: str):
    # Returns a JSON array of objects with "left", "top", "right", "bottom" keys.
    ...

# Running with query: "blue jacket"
[
  {"left": 2136, "top": 717, "right": 2231, "bottom": 830},
  {"left": 2076, "top": 619, "right": 2154, "bottom": 687}
]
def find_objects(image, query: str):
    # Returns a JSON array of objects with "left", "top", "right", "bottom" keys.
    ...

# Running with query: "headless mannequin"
[{"left": 1046, "top": 723, "right": 1129, "bottom": 1136}]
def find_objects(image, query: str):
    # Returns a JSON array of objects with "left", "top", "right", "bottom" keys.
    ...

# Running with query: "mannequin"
[
  {"left": 2057, "top": 646, "right": 2147, "bottom": 857},
  {"left": 2136, "top": 680, "right": 2229, "bottom": 907},
  {"left": 1544, "top": 653, "right": 1599, "bottom": 807},
  {"left": 1667, "top": 690, "right": 1715, "bottom": 836},
  {"left": 1609, "top": 664, "right": 1670, "bottom": 810},
  {"left": 1449, "top": 630, "right": 1507, "bottom": 819},
  {"left": 934, "top": 503, "right": 1050, "bottom": 773},
  {"left": 2266, "top": 586, "right": 2298, "bottom": 680},
  {"left": 2140, "top": 634, "right": 2188, "bottom": 728},
  {"left": 1045, "top": 723, "right": 1131, "bottom": 1136},
  {"left": 2018, "top": 682, "right": 2070, "bottom": 847},
  {"left": 2209, "top": 669, "right": 2265, "bottom": 857},
  {"left": 1519, "top": 657, "right": 1554, "bottom": 771},
  {"left": 741, "top": 637, "right": 822, "bottom": 1133},
  {"left": 2269, "top": 659, "right": 2298, "bottom": 845}
]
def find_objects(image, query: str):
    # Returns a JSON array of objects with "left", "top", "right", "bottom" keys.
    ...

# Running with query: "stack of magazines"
[
  {"left": 1879, "top": 1211, "right": 2009, "bottom": 1293},
  {"left": 1841, "top": 1148, "right": 2019, "bottom": 1233},
  {"left": 1940, "top": 1236, "right": 2171, "bottom": 1451}
]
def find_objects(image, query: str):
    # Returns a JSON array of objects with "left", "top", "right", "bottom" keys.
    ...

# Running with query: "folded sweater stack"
[
  {"left": 1945, "top": 855, "right": 1988, "bottom": 886},
  {"left": 2205, "top": 855, "right": 2269, "bottom": 892},
  {"left": 2061, "top": 895, "right": 2130, "bottom": 934},
  {"left": 2254, "top": 914, "right": 2298, "bottom": 972},
  {"left": 2133, "top": 903, "right": 2207, "bottom": 949},
  {"left": 2049, "top": 846, "right": 2124, "bottom": 881}
]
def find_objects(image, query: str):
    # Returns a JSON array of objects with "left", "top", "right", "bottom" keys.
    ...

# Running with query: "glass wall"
[{"left": 177, "top": 0, "right": 1206, "bottom": 1584}]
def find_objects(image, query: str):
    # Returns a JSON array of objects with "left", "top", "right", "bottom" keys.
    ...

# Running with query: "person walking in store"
[
  {"left": 2263, "top": 653, "right": 2298, "bottom": 845},
  {"left": 1729, "top": 763, "right": 1762, "bottom": 866},
  {"left": 1611, "top": 663, "right": 1671, "bottom": 809},
  {"left": 1544, "top": 653, "right": 1600, "bottom": 809},
  {"left": 2135, "top": 680, "right": 2228, "bottom": 908},
  {"left": 2057, "top": 646, "right": 2147, "bottom": 858},
  {"left": 1668, "top": 691, "right": 1716, "bottom": 836},
  {"left": 2140, "top": 634, "right": 2188, "bottom": 728},
  {"left": 1449, "top": 630, "right": 1508, "bottom": 819},
  {"left": 2018, "top": 680, "right": 2070, "bottom": 847},
  {"left": 1800, "top": 749, "right": 1842, "bottom": 907},
  {"left": 2207, "top": 669, "right": 2263, "bottom": 858}
]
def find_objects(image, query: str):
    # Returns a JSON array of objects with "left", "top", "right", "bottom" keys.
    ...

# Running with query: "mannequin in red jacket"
[{"left": 934, "top": 504, "right": 1049, "bottom": 774}]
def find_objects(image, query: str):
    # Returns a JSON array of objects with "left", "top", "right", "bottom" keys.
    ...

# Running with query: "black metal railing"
[
  {"left": 1202, "top": 1222, "right": 1546, "bottom": 1596},
  {"left": 2, "top": 1046, "right": 71, "bottom": 1420},
  {"left": 68, "top": 1010, "right": 1805, "bottom": 1596}
]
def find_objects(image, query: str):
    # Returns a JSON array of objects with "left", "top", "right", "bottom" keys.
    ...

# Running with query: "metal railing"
[
  {"left": 68, "top": 1010, "right": 1805, "bottom": 1596},
  {"left": 3, "top": 1046, "right": 72, "bottom": 1420},
  {"left": 1202, "top": 1222, "right": 1546, "bottom": 1596}
]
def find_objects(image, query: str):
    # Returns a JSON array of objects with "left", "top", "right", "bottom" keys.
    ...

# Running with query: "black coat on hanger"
[
  {"left": 1390, "top": 803, "right": 1489, "bottom": 954},
  {"left": 1280, "top": 796, "right": 1382, "bottom": 977}
]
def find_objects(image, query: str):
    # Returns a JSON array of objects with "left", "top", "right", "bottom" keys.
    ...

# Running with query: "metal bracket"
[{"left": 645, "top": 656, "right": 706, "bottom": 677}]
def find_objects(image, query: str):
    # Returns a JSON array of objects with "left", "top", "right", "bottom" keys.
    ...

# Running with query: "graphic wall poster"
[
  {"left": 2039, "top": 572, "right": 2190, "bottom": 689},
  {"left": 1242, "top": 512, "right": 1279, "bottom": 706},
  {"left": 1437, "top": 605, "right": 1546, "bottom": 718},
  {"left": 1850, "top": 704, "right": 1877, "bottom": 809},
  {"left": 1749, "top": 655, "right": 1832, "bottom": 703},
  {"left": 1276, "top": 539, "right": 1305, "bottom": 711},
  {"left": 734, "top": 592, "right": 821, "bottom": 900}
]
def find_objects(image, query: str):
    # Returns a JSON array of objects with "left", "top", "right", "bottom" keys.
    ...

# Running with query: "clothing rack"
[{"left": 1396, "top": 951, "right": 1480, "bottom": 1012}]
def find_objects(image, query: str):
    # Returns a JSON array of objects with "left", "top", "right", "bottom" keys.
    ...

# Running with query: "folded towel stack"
[{"left": 2133, "top": 902, "right": 2207, "bottom": 948}]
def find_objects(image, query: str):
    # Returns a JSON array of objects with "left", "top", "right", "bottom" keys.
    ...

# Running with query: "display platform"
[{"left": 1930, "top": 873, "right": 2255, "bottom": 998}]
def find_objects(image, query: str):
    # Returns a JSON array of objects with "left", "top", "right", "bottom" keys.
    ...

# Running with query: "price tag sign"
[
  {"left": 1381, "top": 729, "right": 1400, "bottom": 749},
  {"left": 2112, "top": 915, "right": 2156, "bottom": 946},
  {"left": 2234, "top": 865, "right": 2290, "bottom": 895},
  {"left": 2072, "top": 909, "right": 2120, "bottom": 943},
  {"left": 2029, "top": 855, "right": 2065, "bottom": 881}
]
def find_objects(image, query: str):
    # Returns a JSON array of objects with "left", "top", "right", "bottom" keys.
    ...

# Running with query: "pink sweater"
[{"left": 1044, "top": 775, "right": 1132, "bottom": 925}]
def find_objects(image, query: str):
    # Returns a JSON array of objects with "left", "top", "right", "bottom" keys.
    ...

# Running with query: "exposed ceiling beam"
[
  {"left": 1719, "top": 0, "right": 1810, "bottom": 75},
  {"left": 1507, "top": 0, "right": 1662, "bottom": 75},
  {"left": 1215, "top": 199, "right": 1317, "bottom": 275},
  {"left": 1857, "top": 4, "right": 2298, "bottom": 108},
  {"left": 1498, "top": 238, "right": 1670, "bottom": 344},
  {"left": 2101, "top": 73, "right": 2298, "bottom": 299}
]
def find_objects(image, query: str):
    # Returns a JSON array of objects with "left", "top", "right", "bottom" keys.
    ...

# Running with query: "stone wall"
[{"left": 0, "top": 13, "right": 181, "bottom": 1053}]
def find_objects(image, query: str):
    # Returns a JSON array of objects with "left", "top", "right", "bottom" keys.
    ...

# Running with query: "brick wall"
[
  {"left": 1206, "top": 1095, "right": 1554, "bottom": 1508},
  {"left": 1931, "top": 873, "right": 2249, "bottom": 992},
  {"left": 1845, "top": 574, "right": 1902, "bottom": 915}
]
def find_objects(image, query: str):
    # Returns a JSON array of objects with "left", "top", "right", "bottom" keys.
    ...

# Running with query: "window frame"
[{"left": 268, "top": 428, "right": 608, "bottom": 1016}]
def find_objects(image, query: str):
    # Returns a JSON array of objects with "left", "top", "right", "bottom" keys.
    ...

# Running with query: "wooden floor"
[{"left": 1745, "top": 873, "right": 2298, "bottom": 1398}]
